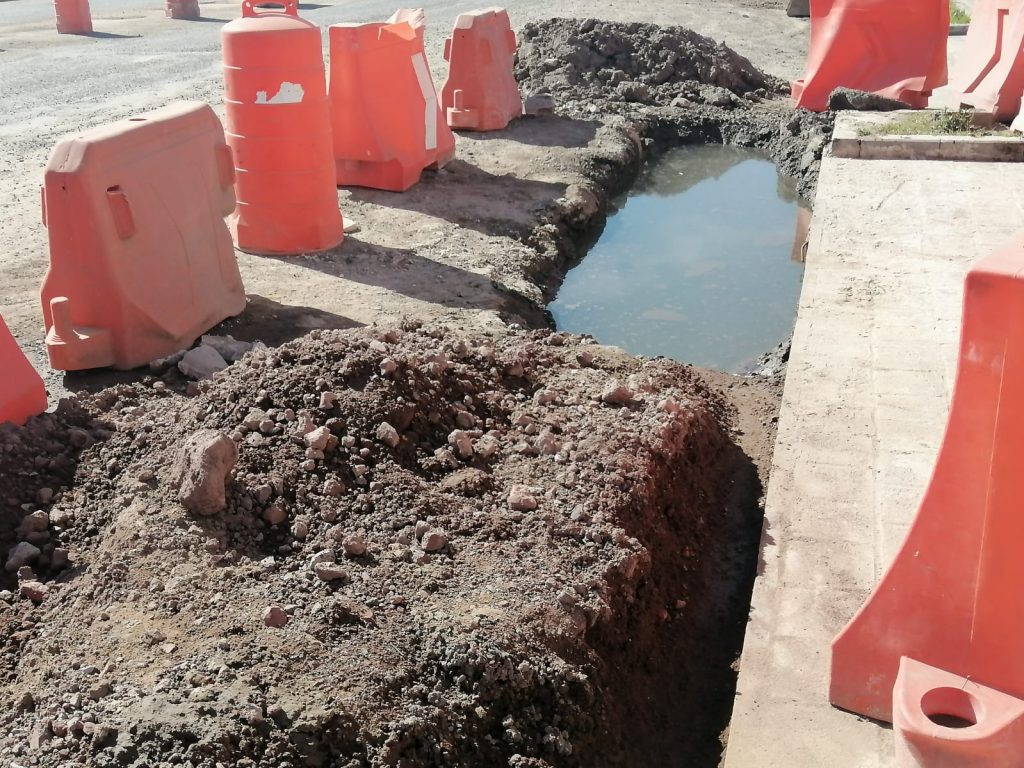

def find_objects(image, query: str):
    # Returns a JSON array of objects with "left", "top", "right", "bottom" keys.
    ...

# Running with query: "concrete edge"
[{"left": 831, "top": 134, "right": 1024, "bottom": 162}]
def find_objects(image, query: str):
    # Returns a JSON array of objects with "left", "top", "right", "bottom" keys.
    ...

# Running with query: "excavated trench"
[{"left": 0, "top": 19, "right": 833, "bottom": 768}]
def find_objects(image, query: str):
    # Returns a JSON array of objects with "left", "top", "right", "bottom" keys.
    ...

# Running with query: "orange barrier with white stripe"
[
  {"left": 328, "top": 9, "right": 455, "bottom": 191},
  {"left": 0, "top": 314, "right": 46, "bottom": 427},
  {"left": 40, "top": 102, "right": 246, "bottom": 371},
  {"left": 441, "top": 8, "right": 523, "bottom": 131}
]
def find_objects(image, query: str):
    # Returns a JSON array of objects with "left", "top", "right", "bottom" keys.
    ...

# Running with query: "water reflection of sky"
[{"left": 549, "top": 145, "right": 808, "bottom": 373}]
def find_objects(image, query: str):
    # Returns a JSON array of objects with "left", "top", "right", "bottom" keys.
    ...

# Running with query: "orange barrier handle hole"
[
  {"left": 241, "top": 0, "right": 297, "bottom": 18},
  {"left": 106, "top": 186, "right": 136, "bottom": 240}
]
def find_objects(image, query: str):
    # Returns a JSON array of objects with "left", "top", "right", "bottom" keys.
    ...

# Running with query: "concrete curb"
[
  {"left": 949, "top": 23, "right": 969, "bottom": 36},
  {"left": 831, "top": 111, "right": 1024, "bottom": 161}
]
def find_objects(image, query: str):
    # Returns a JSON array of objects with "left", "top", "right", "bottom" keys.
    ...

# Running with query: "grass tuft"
[
  {"left": 950, "top": 1, "right": 971, "bottom": 25},
  {"left": 858, "top": 110, "right": 991, "bottom": 137}
]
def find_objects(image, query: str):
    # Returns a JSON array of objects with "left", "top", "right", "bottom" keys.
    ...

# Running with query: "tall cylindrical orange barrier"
[
  {"left": 221, "top": 0, "right": 344, "bottom": 255},
  {"left": 54, "top": 0, "right": 93, "bottom": 34},
  {"left": 166, "top": 0, "right": 200, "bottom": 20}
]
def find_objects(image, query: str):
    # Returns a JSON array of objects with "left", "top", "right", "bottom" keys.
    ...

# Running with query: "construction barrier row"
[
  {"left": 19, "top": 2, "right": 528, "bottom": 396},
  {"left": 830, "top": 236, "right": 1024, "bottom": 763},
  {"left": 0, "top": 315, "right": 47, "bottom": 427},
  {"left": 40, "top": 102, "right": 246, "bottom": 371},
  {"left": 792, "top": 0, "right": 949, "bottom": 111}
]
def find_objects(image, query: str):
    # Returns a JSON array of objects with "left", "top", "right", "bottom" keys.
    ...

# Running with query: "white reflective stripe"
[
  {"left": 411, "top": 53, "right": 438, "bottom": 151},
  {"left": 255, "top": 82, "right": 304, "bottom": 105}
]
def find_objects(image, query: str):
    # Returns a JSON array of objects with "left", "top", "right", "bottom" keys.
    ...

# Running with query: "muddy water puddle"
[{"left": 550, "top": 145, "right": 810, "bottom": 372}]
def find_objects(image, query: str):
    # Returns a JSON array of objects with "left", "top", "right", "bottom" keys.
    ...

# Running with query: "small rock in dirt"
[
  {"left": 342, "top": 535, "right": 366, "bottom": 557},
  {"left": 421, "top": 530, "right": 448, "bottom": 552},
  {"left": 20, "top": 581, "right": 49, "bottom": 603},
  {"left": 508, "top": 485, "right": 538, "bottom": 512},
  {"left": 200, "top": 334, "right": 253, "bottom": 363},
  {"left": 36, "top": 487, "right": 54, "bottom": 504},
  {"left": 19, "top": 510, "right": 49, "bottom": 533},
  {"left": 318, "top": 392, "right": 338, "bottom": 410},
  {"left": 262, "top": 504, "right": 287, "bottom": 525},
  {"left": 600, "top": 381, "right": 634, "bottom": 405},
  {"left": 5, "top": 542, "right": 41, "bottom": 572},
  {"left": 448, "top": 430, "right": 474, "bottom": 459},
  {"left": 323, "top": 478, "right": 345, "bottom": 497},
  {"left": 291, "top": 520, "right": 309, "bottom": 540},
  {"left": 262, "top": 605, "right": 288, "bottom": 628},
  {"left": 524, "top": 93, "right": 556, "bottom": 116},
  {"left": 439, "top": 467, "right": 492, "bottom": 496},
  {"left": 178, "top": 345, "right": 228, "bottom": 380},
  {"left": 303, "top": 426, "right": 331, "bottom": 451},
  {"left": 313, "top": 562, "right": 349, "bottom": 582},
  {"left": 171, "top": 430, "right": 238, "bottom": 516},
  {"left": 376, "top": 422, "right": 401, "bottom": 448}
]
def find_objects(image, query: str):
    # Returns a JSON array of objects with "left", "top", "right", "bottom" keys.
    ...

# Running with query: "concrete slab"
[{"left": 722, "top": 156, "right": 1024, "bottom": 767}]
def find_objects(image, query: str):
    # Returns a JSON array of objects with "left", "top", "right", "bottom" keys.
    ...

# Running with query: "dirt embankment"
[{"left": 0, "top": 325, "right": 761, "bottom": 767}]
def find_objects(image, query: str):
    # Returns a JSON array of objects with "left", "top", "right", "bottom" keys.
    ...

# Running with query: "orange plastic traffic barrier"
[
  {"left": 0, "top": 314, "right": 46, "bottom": 427},
  {"left": 893, "top": 657, "right": 1024, "bottom": 767},
  {"left": 792, "top": 0, "right": 949, "bottom": 112},
  {"left": 40, "top": 101, "right": 246, "bottom": 371},
  {"left": 166, "top": 0, "right": 200, "bottom": 20},
  {"left": 222, "top": 0, "right": 344, "bottom": 255},
  {"left": 830, "top": 234, "right": 1024, "bottom": 724},
  {"left": 328, "top": 10, "right": 455, "bottom": 191},
  {"left": 951, "top": 0, "right": 1024, "bottom": 120},
  {"left": 54, "top": 0, "right": 92, "bottom": 34},
  {"left": 440, "top": 8, "right": 524, "bottom": 131}
]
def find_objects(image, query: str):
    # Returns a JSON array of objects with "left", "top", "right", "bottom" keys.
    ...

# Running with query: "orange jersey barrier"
[
  {"left": 40, "top": 102, "right": 246, "bottom": 371},
  {"left": 222, "top": 0, "right": 344, "bottom": 255},
  {"left": 792, "top": 0, "right": 949, "bottom": 112},
  {"left": 830, "top": 235, "right": 1024, "bottom": 723},
  {"left": 166, "top": 0, "right": 200, "bottom": 20},
  {"left": 328, "top": 10, "right": 455, "bottom": 191},
  {"left": 0, "top": 314, "right": 46, "bottom": 427},
  {"left": 54, "top": 0, "right": 92, "bottom": 34},
  {"left": 952, "top": 0, "right": 1024, "bottom": 120},
  {"left": 441, "top": 8, "right": 523, "bottom": 131}
]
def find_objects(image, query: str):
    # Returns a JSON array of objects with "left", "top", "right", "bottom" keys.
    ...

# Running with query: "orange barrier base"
[
  {"left": 41, "top": 102, "right": 246, "bottom": 371},
  {"left": 894, "top": 657, "right": 1024, "bottom": 767},
  {"left": 952, "top": 0, "right": 1024, "bottom": 120},
  {"left": 793, "top": 0, "right": 948, "bottom": 112},
  {"left": 830, "top": 234, "right": 1024, "bottom": 723},
  {"left": 0, "top": 315, "right": 47, "bottom": 427}
]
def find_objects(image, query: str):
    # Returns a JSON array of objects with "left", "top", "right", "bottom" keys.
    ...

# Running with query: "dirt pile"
[
  {"left": 516, "top": 18, "right": 787, "bottom": 110},
  {"left": 514, "top": 20, "right": 832, "bottom": 201},
  {"left": 0, "top": 324, "right": 750, "bottom": 767}
]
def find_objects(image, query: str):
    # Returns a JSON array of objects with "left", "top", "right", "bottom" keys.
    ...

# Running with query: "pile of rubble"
[{"left": 1, "top": 324, "right": 741, "bottom": 767}]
